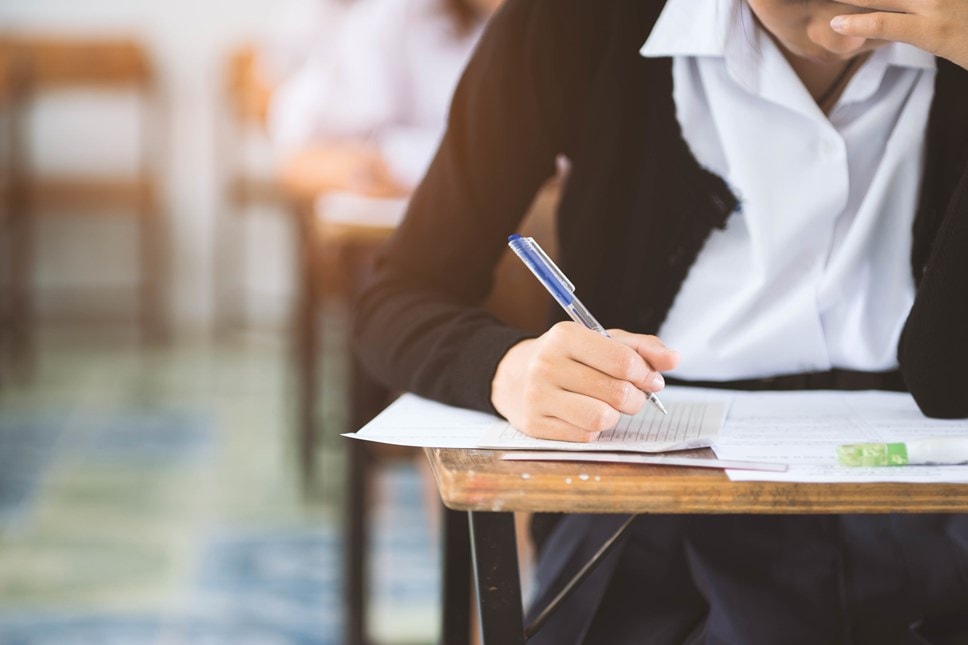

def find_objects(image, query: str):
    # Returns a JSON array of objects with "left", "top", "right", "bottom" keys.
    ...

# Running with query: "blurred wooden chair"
[
  {"left": 0, "top": 39, "right": 13, "bottom": 209},
  {"left": 6, "top": 36, "right": 165, "bottom": 364},
  {"left": 0, "top": 40, "right": 11, "bottom": 203},
  {"left": 214, "top": 44, "right": 281, "bottom": 334}
]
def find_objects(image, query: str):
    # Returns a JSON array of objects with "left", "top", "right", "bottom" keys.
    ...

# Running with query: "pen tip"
[
  {"left": 651, "top": 395, "right": 668, "bottom": 416},
  {"left": 508, "top": 234, "right": 521, "bottom": 242}
]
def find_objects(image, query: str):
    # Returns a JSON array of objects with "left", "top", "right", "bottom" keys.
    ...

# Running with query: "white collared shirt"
[{"left": 641, "top": 0, "right": 936, "bottom": 380}]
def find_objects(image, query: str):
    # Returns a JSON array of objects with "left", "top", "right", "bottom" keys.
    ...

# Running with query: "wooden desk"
[{"left": 426, "top": 447, "right": 968, "bottom": 644}]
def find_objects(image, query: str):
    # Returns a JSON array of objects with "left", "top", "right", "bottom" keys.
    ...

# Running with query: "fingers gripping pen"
[{"left": 507, "top": 234, "right": 668, "bottom": 415}]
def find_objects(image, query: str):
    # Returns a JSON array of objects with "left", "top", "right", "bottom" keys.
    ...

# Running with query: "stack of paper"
[
  {"left": 347, "top": 390, "right": 726, "bottom": 453},
  {"left": 346, "top": 387, "right": 968, "bottom": 483}
]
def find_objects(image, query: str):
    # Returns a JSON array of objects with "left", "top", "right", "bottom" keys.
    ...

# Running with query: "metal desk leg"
[
  {"left": 345, "top": 436, "right": 368, "bottom": 645},
  {"left": 468, "top": 511, "right": 526, "bottom": 645},
  {"left": 441, "top": 507, "right": 471, "bottom": 645}
]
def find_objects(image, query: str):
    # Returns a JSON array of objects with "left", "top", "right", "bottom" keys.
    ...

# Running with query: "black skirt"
[{"left": 526, "top": 513, "right": 968, "bottom": 645}]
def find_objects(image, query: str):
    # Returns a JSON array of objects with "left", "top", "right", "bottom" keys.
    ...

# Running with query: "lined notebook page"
[{"left": 478, "top": 401, "right": 726, "bottom": 452}]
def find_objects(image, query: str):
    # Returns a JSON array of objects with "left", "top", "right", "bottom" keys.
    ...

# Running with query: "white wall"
[{"left": 0, "top": 0, "right": 308, "bottom": 332}]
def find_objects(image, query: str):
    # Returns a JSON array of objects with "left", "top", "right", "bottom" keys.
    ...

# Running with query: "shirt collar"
[
  {"left": 839, "top": 42, "right": 934, "bottom": 106},
  {"left": 639, "top": 0, "right": 731, "bottom": 59},
  {"left": 880, "top": 42, "right": 936, "bottom": 70},
  {"left": 640, "top": 0, "right": 936, "bottom": 73},
  {"left": 640, "top": 0, "right": 771, "bottom": 99}
]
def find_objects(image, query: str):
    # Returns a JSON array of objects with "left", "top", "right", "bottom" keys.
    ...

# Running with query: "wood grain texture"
[
  {"left": 426, "top": 448, "right": 968, "bottom": 515},
  {"left": 24, "top": 177, "right": 155, "bottom": 212},
  {"left": 15, "top": 37, "right": 151, "bottom": 87},
  {"left": 0, "top": 42, "right": 12, "bottom": 105},
  {"left": 225, "top": 45, "right": 271, "bottom": 124}
]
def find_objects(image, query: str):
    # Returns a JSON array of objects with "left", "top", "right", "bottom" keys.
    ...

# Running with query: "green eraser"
[{"left": 836, "top": 442, "right": 908, "bottom": 467}]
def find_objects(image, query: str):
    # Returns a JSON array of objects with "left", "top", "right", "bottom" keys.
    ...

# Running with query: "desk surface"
[{"left": 426, "top": 447, "right": 968, "bottom": 515}]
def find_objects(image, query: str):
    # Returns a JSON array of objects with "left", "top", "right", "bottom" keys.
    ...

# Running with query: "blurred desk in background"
[
  {"left": 277, "top": 145, "right": 407, "bottom": 488},
  {"left": 278, "top": 150, "right": 407, "bottom": 645},
  {"left": 279, "top": 149, "right": 560, "bottom": 644}
]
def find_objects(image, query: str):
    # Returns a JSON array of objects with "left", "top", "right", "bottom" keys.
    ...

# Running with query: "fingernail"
[
  {"left": 650, "top": 373, "right": 665, "bottom": 390},
  {"left": 830, "top": 16, "right": 847, "bottom": 32}
]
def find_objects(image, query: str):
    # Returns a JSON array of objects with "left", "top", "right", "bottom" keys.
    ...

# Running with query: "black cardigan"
[{"left": 353, "top": 0, "right": 968, "bottom": 419}]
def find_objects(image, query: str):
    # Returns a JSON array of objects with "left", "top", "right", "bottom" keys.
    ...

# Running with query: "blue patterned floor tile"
[
  {"left": 0, "top": 416, "right": 64, "bottom": 526},
  {"left": 196, "top": 528, "right": 342, "bottom": 597},
  {"left": 191, "top": 527, "right": 344, "bottom": 638},
  {"left": 0, "top": 337, "right": 439, "bottom": 644},
  {"left": 0, "top": 612, "right": 340, "bottom": 645},
  {"left": 0, "top": 613, "right": 159, "bottom": 645},
  {"left": 68, "top": 409, "right": 215, "bottom": 466}
]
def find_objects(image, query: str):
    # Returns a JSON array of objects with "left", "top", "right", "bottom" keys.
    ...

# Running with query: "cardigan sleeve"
[
  {"left": 898, "top": 162, "right": 968, "bottom": 418},
  {"left": 352, "top": 0, "right": 589, "bottom": 414}
]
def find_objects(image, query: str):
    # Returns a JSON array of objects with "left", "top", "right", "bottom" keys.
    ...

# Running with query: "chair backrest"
[
  {"left": 221, "top": 44, "right": 278, "bottom": 208},
  {"left": 0, "top": 38, "right": 19, "bottom": 219},
  {"left": 484, "top": 180, "right": 560, "bottom": 335},
  {"left": 0, "top": 39, "right": 13, "bottom": 106},
  {"left": 5, "top": 36, "right": 157, "bottom": 201},
  {"left": 226, "top": 44, "right": 272, "bottom": 127},
  {"left": 13, "top": 37, "right": 152, "bottom": 92}
]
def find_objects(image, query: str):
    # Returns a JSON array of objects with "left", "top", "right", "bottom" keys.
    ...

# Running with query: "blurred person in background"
[
  {"left": 264, "top": 0, "right": 506, "bottom": 576},
  {"left": 268, "top": 0, "right": 503, "bottom": 196},
  {"left": 259, "top": 0, "right": 351, "bottom": 87}
]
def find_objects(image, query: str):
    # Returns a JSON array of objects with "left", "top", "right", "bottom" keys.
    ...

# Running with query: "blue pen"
[{"left": 508, "top": 234, "right": 668, "bottom": 415}]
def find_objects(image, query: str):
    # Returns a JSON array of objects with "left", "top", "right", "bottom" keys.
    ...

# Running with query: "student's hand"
[
  {"left": 830, "top": 0, "right": 968, "bottom": 71},
  {"left": 490, "top": 322, "right": 679, "bottom": 442}
]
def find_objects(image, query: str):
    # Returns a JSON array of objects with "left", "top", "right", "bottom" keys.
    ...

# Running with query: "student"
[
  {"left": 268, "top": 0, "right": 503, "bottom": 191},
  {"left": 354, "top": 0, "right": 968, "bottom": 642}
]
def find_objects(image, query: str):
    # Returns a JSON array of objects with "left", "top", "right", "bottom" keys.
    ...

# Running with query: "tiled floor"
[{"left": 0, "top": 327, "right": 439, "bottom": 644}]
